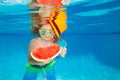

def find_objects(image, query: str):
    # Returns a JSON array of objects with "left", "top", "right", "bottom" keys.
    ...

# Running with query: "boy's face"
[{"left": 39, "top": 24, "right": 54, "bottom": 41}]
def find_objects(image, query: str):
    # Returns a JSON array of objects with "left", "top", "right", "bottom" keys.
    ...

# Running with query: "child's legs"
[
  {"left": 23, "top": 70, "right": 38, "bottom": 80},
  {"left": 43, "top": 66, "right": 56, "bottom": 80}
]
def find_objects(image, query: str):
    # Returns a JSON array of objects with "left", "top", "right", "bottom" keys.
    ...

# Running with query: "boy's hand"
[{"left": 60, "top": 48, "right": 67, "bottom": 58}]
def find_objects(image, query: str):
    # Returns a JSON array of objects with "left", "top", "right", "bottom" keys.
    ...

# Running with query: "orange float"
[{"left": 49, "top": 11, "right": 67, "bottom": 39}]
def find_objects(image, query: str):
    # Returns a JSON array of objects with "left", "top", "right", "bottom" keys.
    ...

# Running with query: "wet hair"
[
  {"left": 31, "top": 24, "right": 42, "bottom": 36},
  {"left": 30, "top": 12, "right": 49, "bottom": 36},
  {"left": 30, "top": 0, "right": 38, "bottom": 3},
  {"left": 29, "top": 5, "right": 59, "bottom": 42},
  {"left": 30, "top": 8, "right": 42, "bottom": 36},
  {"left": 32, "top": 0, "right": 37, "bottom": 2},
  {"left": 30, "top": 13, "right": 41, "bottom": 25}
]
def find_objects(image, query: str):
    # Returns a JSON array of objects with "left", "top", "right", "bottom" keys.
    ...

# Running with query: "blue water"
[{"left": 0, "top": 0, "right": 120, "bottom": 80}]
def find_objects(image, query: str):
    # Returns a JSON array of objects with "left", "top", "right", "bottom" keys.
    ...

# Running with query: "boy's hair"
[
  {"left": 31, "top": 24, "right": 42, "bottom": 36},
  {"left": 30, "top": 13, "right": 41, "bottom": 25},
  {"left": 30, "top": 7, "right": 59, "bottom": 42}
]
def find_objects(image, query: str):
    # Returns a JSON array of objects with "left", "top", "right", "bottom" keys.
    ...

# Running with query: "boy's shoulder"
[
  {"left": 31, "top": 37, "right": 40, "bottom": 42},
  {"left": 30, "top": 37, "right": 41, "bottom": 44}
]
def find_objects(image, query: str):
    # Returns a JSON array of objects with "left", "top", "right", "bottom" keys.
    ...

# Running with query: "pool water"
[{"left": 0, "top": 0, "right": 120, "bottom": 80}]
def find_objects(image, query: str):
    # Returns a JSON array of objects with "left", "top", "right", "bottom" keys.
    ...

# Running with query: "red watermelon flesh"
[{"left": 31, "top": 44, "right": 61, "bottom": 61}]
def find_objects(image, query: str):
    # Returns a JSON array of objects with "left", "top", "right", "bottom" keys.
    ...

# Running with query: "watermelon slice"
[{"left": 31, "top": 44, "right": 61, "bottom": 61}]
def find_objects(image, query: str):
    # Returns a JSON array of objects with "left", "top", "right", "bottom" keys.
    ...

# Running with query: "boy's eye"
[
  {"left": 41, "top": 30, "right": 46, "bottom": 34},
  {"left": 39, "top": 30, "right": 45, "bottom": 35},
  {"left": 50, "top": 31, "right": 54, "bottom": 35}
]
